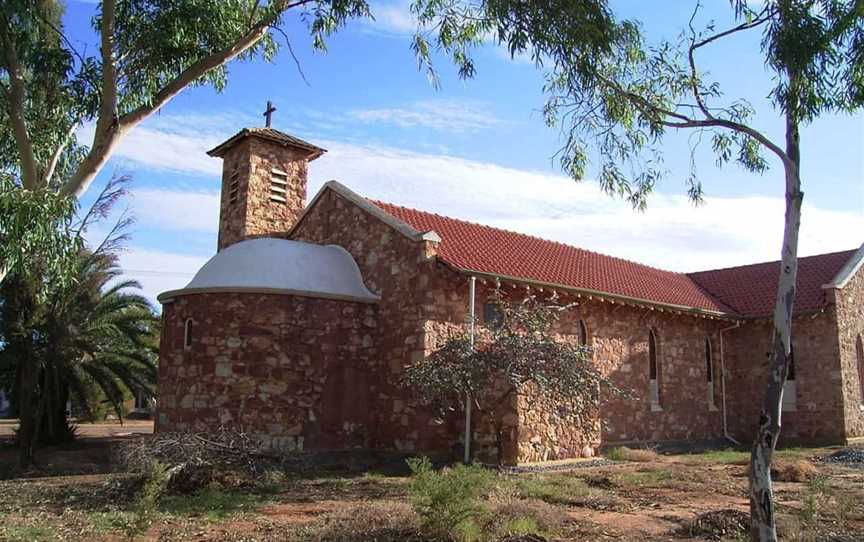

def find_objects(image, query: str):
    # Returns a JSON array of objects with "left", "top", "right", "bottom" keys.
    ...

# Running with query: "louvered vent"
[
  {"left": 269, "top": 169, "right": 288, "bottom": 203},
  {"left": 228, "top": 170, "right": 240, "bottom": 204}
]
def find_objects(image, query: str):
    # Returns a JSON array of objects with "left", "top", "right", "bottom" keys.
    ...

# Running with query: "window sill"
[{"left": 650, "top": 403, "right": 663, "bottom": 412}]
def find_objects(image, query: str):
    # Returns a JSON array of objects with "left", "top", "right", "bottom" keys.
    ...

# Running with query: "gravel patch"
[
  {"left": 497, "top": 458, "right": 615, "bottom": 474},
  {"left": 819, "top": 447, "right": 864, "bottom": 467}
]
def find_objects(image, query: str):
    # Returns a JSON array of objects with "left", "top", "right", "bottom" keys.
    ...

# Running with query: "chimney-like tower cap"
[{"left": 207, "top": 127, "right": 327, "bottom": 160}]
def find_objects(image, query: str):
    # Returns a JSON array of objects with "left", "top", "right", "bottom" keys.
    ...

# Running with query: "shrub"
[
  {"left": 605, "top": 446, "right": 658, "bottom": 462},
  {"left": 407, "top": 457, "right": 495, "bottom": 541}
]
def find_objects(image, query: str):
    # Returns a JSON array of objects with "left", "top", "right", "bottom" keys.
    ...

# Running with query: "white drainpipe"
[
  {"left": 464, "top": 276, "right": 477, "bottom": 463},
  {"left": 719, "top": 321, "right": 742, "bottom": 445}
]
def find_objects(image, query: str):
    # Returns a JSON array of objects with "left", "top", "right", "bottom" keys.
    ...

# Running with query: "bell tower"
[{"left": 207, "top": 117, "right": 326, "bottom": 251}]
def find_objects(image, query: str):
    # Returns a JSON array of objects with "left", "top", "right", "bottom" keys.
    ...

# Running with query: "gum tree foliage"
[
  {"left": 403, "top": 293, "right": 620, "bottom": 463},
  {"left": 0, "top": 0, "right": 619, "bottom": 200},
  {"left": 535, "top": 1, "right": 863, "bottom": 540},
  {"left": 0, "top": 175, "right": 81, "bottom": 288}
]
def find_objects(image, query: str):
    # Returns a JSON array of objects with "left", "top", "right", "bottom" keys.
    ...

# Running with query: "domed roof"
[{"left": 157, "top": 238, "right": 379, "bottom": 304}]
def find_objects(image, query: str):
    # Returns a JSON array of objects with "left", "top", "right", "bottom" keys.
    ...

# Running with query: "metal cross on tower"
[{"left": 263, "top": 100, "right": 277, "bottom": 127}]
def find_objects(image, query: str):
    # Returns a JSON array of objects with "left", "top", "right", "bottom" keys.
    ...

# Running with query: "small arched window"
[
  {"left": 578, "top": 319, "right": 588, "bottom": 347},
  {"left": 648, "top": 329, "right": 661, "bottom": 409},
  {"left": 184, "top": 318, "right": 193, "bottom": 350},
  {"left": 856, "top": 334, "right": 864, "bottom": 404},
  {"left": 706, "top": 337, "right": 717, "bottom": 410}
]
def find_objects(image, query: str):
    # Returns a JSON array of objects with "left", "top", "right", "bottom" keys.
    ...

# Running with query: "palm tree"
[{"left": 0, "top": 250, "right": 159, "bottom": 463}]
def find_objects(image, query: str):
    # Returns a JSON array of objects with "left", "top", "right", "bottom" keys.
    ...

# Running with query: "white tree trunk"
[{"left": 748, "top": 105, "right": 802, "bottom": 542}]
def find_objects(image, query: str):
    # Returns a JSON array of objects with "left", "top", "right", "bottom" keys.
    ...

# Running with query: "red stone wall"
[
  {"left": 723, "top": 313, "right": 847, "bottom": 444},
  {"left": 217, "top": 137, "right": 309, "bottom": 251},
  {"left": 551, "top": 296, "right": 726, "bottom": 449},
  {"left": 830, "top": 263, "right": 864, "bottom": 438},
  {"left": 290, "top": 189, "right": 489, "bottom": 460},
  {"left": 156, "top": 292, "right": 378, "bottom": 452}
]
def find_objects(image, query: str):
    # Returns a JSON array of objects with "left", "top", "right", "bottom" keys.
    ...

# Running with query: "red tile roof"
[
  {"left": 370, "top": 200, "right": 857, "bottom": 318},
  {"left": 687, "top": 250, "right": 856, "bottom": 318},
  {"left": 371, "top": 201, "right": 732, "bottom": 314}
]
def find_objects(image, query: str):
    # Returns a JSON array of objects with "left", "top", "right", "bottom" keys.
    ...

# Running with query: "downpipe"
[{"left": 464, "top": 276, "right": 476, "bottom": 463}]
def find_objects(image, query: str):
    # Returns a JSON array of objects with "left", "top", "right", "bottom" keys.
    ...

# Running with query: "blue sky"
[{"left": 67, "top": 1, "right": 863, "bottom": 304}]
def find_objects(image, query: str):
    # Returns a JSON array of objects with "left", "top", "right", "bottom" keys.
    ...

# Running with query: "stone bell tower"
[{"left": 207, "top": 114, "right": 326, "bottom": 251}]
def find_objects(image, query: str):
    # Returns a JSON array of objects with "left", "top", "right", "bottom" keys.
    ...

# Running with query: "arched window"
[
  {"left": 578, "top": 319, "right": 588, "bottom": 347},
  {"left": 856, "top": 334, "right": 864, "bottom": 404},
  {"left": 648, "top": 329, "right": 661, "bottom": 409},
  {"left": 705, "top": 338, "right": 718, "bottom": 410},
  {"left": 184, "top": 318, "right": 193, "bottom": 350}
]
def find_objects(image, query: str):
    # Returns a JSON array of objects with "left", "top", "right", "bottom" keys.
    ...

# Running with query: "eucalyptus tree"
[
  {"left": 0, "top": 0, "right": 619, "bottom": 200},
  {"left": 514, "top": 1, "right": 862, "bottom": 539}
]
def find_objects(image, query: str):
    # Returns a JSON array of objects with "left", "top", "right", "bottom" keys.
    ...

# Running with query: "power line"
[{"left": 123, "top": 269, "right": 196, "bottom": 278}]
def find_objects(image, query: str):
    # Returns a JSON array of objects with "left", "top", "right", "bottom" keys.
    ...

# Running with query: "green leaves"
[
  {"left": 542, "top": 1, "right": 863, "bottom": 208},
  {"left": 0, "top": 177, "right": 81, "bottom": 294},
  {"left": 403, "top": 292, "right": 622, "bottom": 440}
]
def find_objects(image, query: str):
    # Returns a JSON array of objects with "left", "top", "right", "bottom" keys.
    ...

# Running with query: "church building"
[{"left": 155, "top": 125, "right": 864, "bottom": 465}]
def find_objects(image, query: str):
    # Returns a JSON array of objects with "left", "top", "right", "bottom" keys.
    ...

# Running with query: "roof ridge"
[
  {"left": 687, "top": 248, "right": 858, "bottom": 276},
  {"left": 368, "top": 199, "right": 694, "bottom": 278}
]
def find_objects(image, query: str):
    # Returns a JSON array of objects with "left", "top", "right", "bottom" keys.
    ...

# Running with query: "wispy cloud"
[
  {"left": 75, "top": 111, "right": 254, "bottom": 178},
  {"left": 348, "top": 99, "right": 504, "bottom": 131},
  {"left": 131, "top": 188, "right": 220, "bottom": 232},
  {"left": 367, "top": 1, "right": 416, "bottom": 35}
]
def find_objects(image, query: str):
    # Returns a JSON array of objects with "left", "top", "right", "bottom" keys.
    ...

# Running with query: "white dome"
[{"left": 157, "top": 238, "right": 379, "bottom": 304}]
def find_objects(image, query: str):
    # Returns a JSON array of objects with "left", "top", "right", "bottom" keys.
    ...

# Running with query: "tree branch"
[
  {"left": 687, "top": 2, "right": 714, "bottom": 120},
  {"left": 597, "top": 74, "right": 793, "bottom": 172},
  {"left": 41, "top": 121, "right": 78, "bottom": 188},
  {"left": 95, "top": 0, "right": 119, "bottom": 148},
  {"left": 0, "top": 15, "right": 39, "bottom": 190},
  {"left": 686, "top": 2, "right": 773, "bottom": 123},
  {"left": 60, "top": 0, "right": 311, "bottom": 198}
]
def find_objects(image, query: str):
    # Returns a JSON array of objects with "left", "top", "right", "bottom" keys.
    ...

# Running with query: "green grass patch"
[
  {"left": 513, "top": 474, "right": 590, "bottom": 505},
  {"left": 499, "top": 516, "right": 541, "bottom": 537},
  {"left": 616, "top": 468, "right": 675, "bottom": 487},
  {"left": 160, "top": 488, "right": 266, "bottom": 521},
  {"left": 679, "top": 446, "right": 817, "bottom": 466},
  {"left": 0, "top": 523, "right": 56, "bottom": 542},
  {"left": 89, "top": 510, "right": 146, "bottom": 533},
  {"left": 679, "top": 448, "right": 749, "bottom": 464}
]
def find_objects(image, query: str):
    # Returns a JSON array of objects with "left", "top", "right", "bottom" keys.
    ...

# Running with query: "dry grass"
[
  {"left": 292, "top": 501, "right": 423, "bottom": 542},
  {"left": 605, "top": 446, "right": 658, "bottom": 462},
  {"left": 772, "top": 459, "right": 819, "bottom": 483},
  {"left": 745, "top": 459, "right": 819, "bottom": 483}
]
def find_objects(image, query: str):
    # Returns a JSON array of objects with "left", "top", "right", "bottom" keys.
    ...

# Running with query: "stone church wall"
[
  {"left": 550, "top": 297, "right": 727, "bottom": 455},
  {"left": 830, "top": 263, "right": 864, "bottom": 438},
  {"left": 723, "top": 312, "right": 847, "bottom": 444},
  {"left": 420, "top": 278, "right": 729, "bottom": 462},
  {"left": 290, "top": 190, "right": 498, "bottom": 461},
  {"left": 156, "top": 292, "right": 378, "bottom": 452}
]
